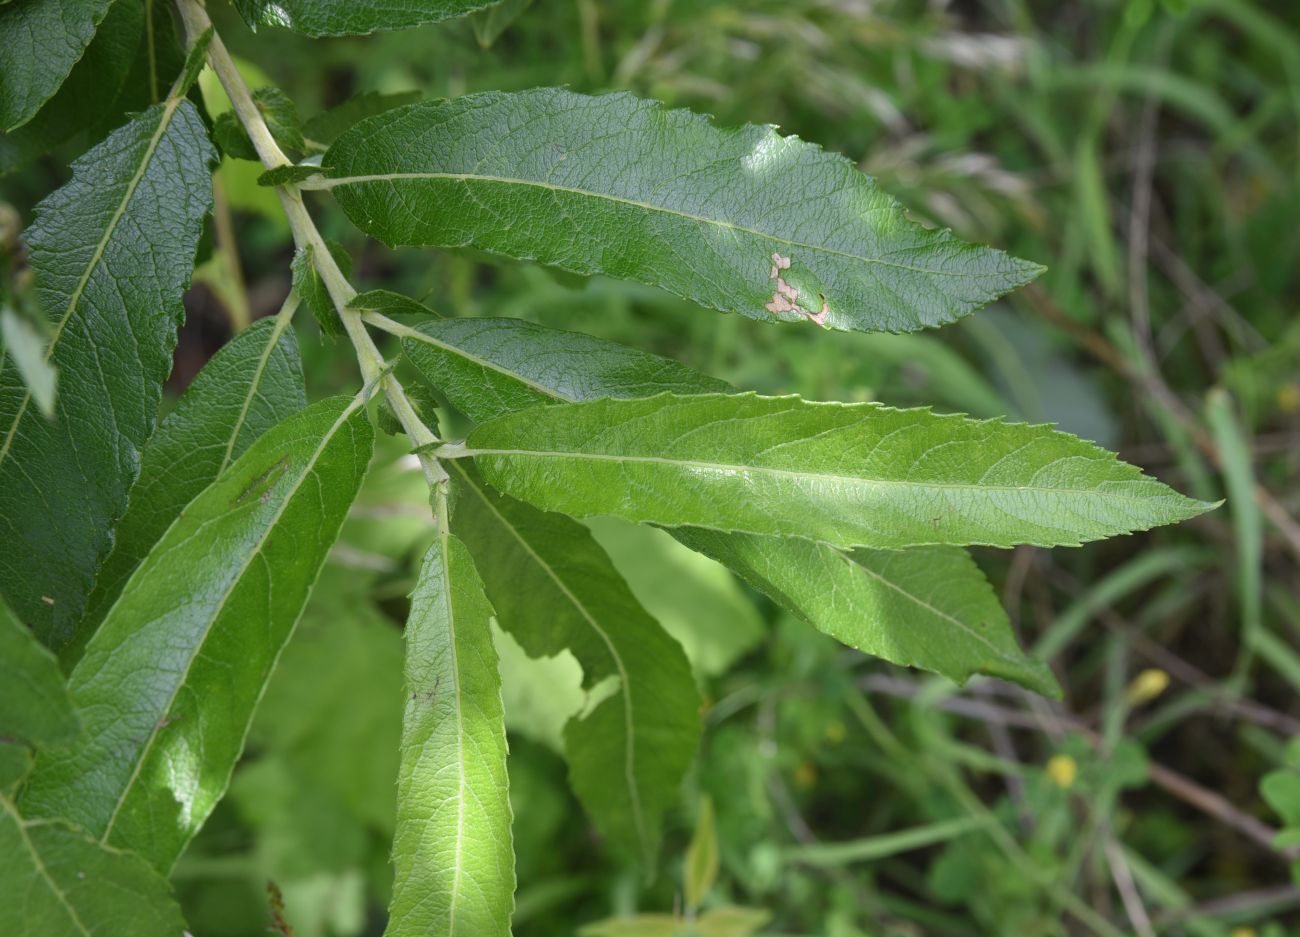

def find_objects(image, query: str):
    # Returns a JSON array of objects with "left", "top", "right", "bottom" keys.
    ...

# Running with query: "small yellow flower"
[
  {"left": 793, "top": 762, "right": 817, "bottom": 790},
  {"left": 1277, "top": 383, "right": 1300, "bottom": 414},
  {"left": 1047, "top": 754, "right": 1078, "bottom": 789},
  {"left": 1230, "top": 927, "right": 1257, "bottom": 937},
  {"left": 1126, "top": 668, "right": 1170, "bottom": 706}
]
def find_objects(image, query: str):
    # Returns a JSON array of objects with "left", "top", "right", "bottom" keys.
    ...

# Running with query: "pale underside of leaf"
[
  {"left": 448, "top": 460, "right": 700, "bottom": 863},
  {"left": 20, "top": 397, "right": 373, "bottom": 873},
  {"left": 387, "top": 530, "right": 513, "bottom": 937},
  {"left": 322, "top": 89, "right": 1043, "bottom": 334},
  {"left": 461, "top": 393, "right": 1213, "bottom": 550},
  {"left": 398, "top": 315, "right": 1057, "bottom": 692}
]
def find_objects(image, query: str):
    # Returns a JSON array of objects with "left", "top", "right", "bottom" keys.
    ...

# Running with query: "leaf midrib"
[
  {"left": 438, "top": 523, "right": 470, "bottom": 935},
  {"left": 320, "top": 171, "right": 1016, "bottom": 280},
  {"left": 2, "top": 799, "right": 92, "bottom": 937},
  {"left": 847, "top": 550, "right": 1024, "bottom": 666},
  {"left": 96, "top": 398, "right": 362, "bottom": 847},
  {"left": 0, "top": 97, "right": 183, "bottom": 468},
  {"left": 219, "top": 306, "right": 297, "bottom": 473},
  {"left": 450, "top": 462, "right": 651, "bottom": 860},
  {"left": 461, "top": 446, "right": 1163, "bottom": 505},
  {"left": 374, "top": 313, "right": 567, "bottom": 404}
]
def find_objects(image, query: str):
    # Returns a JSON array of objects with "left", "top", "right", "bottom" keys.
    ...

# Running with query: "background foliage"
[{"left": 3, "top": 0, "right": 1299, "bottom": 935}]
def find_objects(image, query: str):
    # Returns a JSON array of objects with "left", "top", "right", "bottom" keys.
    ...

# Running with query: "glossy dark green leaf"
[
  {"left": 0, "top": 595, "right": 78, "bottom": 748},
  {"left": 0, "top": 0, "right": 141, "bottom": 173},
  {"left": 72, "top": 313, "right": 306, "bottom": 661},
  {"left": 449, "top": 461, "right": 700, "bottom": 864},
  {"left": 398, "top": 313, "right": 1051, "bottom": 691},
  {"left": 234, "top": 0, "right": 498, "bottom": 37},
  {"left": 387, "top": 531, "right": 513, "bottom": 937},
  {"left": 0, "top": 797, "right": 186, "bottom": 937},
  {"left": 20, "top": 397, "right": 374, "bottom": 872},
  {"left": 323, "top": 90, "right": 1041, "bottom": 333},
  {"left": 673, "top": 531, "right": 1057, "bottom": 696},
  {"left": 0, "top": 97, "right": 215, "bottom": 650},
  {"left": 457, "top": 394, "right": 1214, "bottom": 550},
  {"left": 0, "top": 0, "right": 185, "bottom": 174},
  {"left": 396, "top": 316, "right": 728, "bottom": 423},
  {"left": 0, "top": 0, "right": 113, "bottom": 130}
]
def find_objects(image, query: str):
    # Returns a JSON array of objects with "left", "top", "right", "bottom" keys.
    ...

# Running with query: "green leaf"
[
  {"left": 72, "top": 313, "right": 306, "bottom": 661},
  {"left": 234, "top": 0, "right": 498, "bottom": 37},
  {"left": 293, "top": 241, "right": 353, "bottom": 337},
  {"left": 1262, "top": 771, "right": 1300, "bottom": 827},
  {"left": 457, "top": 393, "right": 1214, "bottom": 550},
  {"left": 258, "top": 164, "right": 325, "bottom": 187},
  {"left": 387, "top": 530, "right": 514, "bottom": 937},
  {"left": 213, "top": 84, "right": 303, "bottom": 160},
  {"left": 448, "top": 461, "right": 700, "bottom": 864},
  {"left": 0, "top": 797, "right": 187, "bottom": 937},
  {"left": 0, "top": 595, "right": 78, "bottom": 748},
  {"left": 674, "top": 532, "right": 1057, "bottom": 696},
  {"left": 683, "top": 796, "right": 718, "bottom": 911},
  {"left": 0, "top": 0, "right": 113, "bottom": 130},
  {"left": 586, "top": 518, "right": 765, "bottom": 679},
  {"left": 693, "top": 907, "right": 772, "bottom": 937},
  {"left": 0, "top": 0, "right": 145, "bottom": 173},
  {"left": 20, "top": 397, "right": 374, "bottom": 872},
  {"left": 396, "top": 316, "right": 728, "bottom": 423},
  {"left": 578, "top": 908, "right": 771, "bottom": 937},
  {"left": 0, "top": 97, "right": 216, "bottom": 650},
  {"left": 323, "top": 90, "right": 1041, "bottom": 333},
  {"left": 397, "top": 312, "right": 1049, "bottom": 692},
  {"left": 352, "top": 288, "right": 441, "bottom": 321}
]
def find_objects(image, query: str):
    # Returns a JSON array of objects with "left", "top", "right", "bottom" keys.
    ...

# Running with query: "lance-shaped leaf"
[
  {"left": 234, "top": 0, "right": 497, "bottom": 37},
  {"left": 0, "top": 596, "right": 78, "bottom": 749},
  {"left": 0, "top": 0, "right": 114, "bottom": 130},
  {"left": 449, "top": 460, "right": 700, "bottom": 864},
  {"left": 392, "top": 315, "right": 728, "bottom": 423},
  {"left": 673, "top": 531, "right": 1058, "bottom": 696},
  {"left": 20, "top": 397, "right": 373, "bottom": 872},
  {"left": 397, "top": 314, "right": 1054, "bottom": 693},
  {"left": 455, "top": 393, "right": 1214, "bottom": 550},
  {"left": 0, "top": 797, "right": 186, "bottom": 937},
  {"left": 0, "top": 96, "right": 216, "bottom": 650},
  {"left": 322, "top": 90, "right": 1041, "bottom": 333},
  {"left": 73, "top": 313, "right": 306, "bottom": 660},
  {"left": 0, "top": 0, "right": 177, "bottom": 173},
  {"left": 388, "top": 529, "right": 513, "bottom": 937}
]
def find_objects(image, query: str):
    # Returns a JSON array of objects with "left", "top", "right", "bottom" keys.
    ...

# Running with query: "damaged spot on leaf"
[{"left": 765, "top": 252, "right": 829, "bottom": 327}]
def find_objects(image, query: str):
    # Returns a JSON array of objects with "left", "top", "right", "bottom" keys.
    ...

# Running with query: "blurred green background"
[{"left": 6, "top": 0, "right": 1300, "bottom": 934}]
